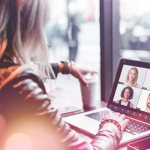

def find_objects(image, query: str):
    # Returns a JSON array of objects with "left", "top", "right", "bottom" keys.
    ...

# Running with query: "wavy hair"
[
  {"left": 120, "top": 86, "right": 133, "bottom": 100},
  {"left": 125, "top": 67, "right": 138, "bottom": 87},
  {"left": 0, "top": 0, "right": 55, "bottom": 83}
]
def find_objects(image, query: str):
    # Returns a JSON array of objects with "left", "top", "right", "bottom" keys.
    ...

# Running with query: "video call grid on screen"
[{"left": 112, "top": 64, "right": 150, "bottom": 113}]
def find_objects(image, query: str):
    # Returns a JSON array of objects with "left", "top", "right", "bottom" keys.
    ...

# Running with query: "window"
[
  {"left": 120, "top": 0, "right": 150, "bottom": 62},
  {"left": 46, "top": 0, "right": 100, "bottom": 108},
  {"left": 101, "top": 0, "right": 150, "bottom": 102}
]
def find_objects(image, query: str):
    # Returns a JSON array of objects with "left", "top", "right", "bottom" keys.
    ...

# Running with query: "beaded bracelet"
[{"left": 99, "top": 119, "right": 121, "bottom": 132}]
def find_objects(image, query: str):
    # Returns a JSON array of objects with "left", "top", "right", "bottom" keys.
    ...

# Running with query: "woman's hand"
[
  {"left": 70, "top": 65, "right": 98, "bottom": 86},
  {"left": 102, "top": 112, "right": 129, "bottom": 132}
]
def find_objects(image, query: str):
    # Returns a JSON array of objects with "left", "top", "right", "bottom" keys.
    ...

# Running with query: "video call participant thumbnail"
[
  {"left": 116, "top": 86, "right": 134, "bottom": 108},
  {"left": 124, "top": 67, "right": 140, "bottom": 88},
  {"left": 145, "top": 94, "right": 150, "bottom": 113}
]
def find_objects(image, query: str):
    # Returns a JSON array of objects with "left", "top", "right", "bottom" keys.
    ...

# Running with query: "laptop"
[{"left": 64, "top": 58, "right": 150, "bottom": 145}]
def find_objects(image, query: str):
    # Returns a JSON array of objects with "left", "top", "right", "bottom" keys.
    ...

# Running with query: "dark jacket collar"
[{"left": 0, "top": 53, "right": 19, "bottom": 68}]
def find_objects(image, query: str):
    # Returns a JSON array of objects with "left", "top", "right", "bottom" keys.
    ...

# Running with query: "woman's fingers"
[
  {"left": 124, "top": 118, "right": 129, "bottom": 125},
  {"left": 79, "top": 75, "right": 88, "bottom": 86},
  {"left": 101, "top": 112, "right": 129, "bottom": 132},
  {"left": 121, "top": 119, "right": 129, "bottom": 131},
  {"left": 71, "top": 66, "right": 97, "bottom": 78},
  {"left": 102, "top": 112, "right": 110, "bottom": 120},
  {"left": 91, "top": 71, "right": 98, "bottom": 75},
  {"left": 120, "top": 114, "right": 126, "bottom": 120},
  {"left": 102, "top": 112, "right": 121, "bottom": 120},
  {"left": 114, "top": 113, "right": 120, "bottom": 117}
]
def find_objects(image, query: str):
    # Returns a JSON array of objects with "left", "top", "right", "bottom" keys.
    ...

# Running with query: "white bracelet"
[{"left": 69, "top": 61, "right": 75, "bottom": 73}]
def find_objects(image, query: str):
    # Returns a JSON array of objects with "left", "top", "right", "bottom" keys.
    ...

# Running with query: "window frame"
[{"left": 100, "top": 0, "right": 120, "bottom": 102}]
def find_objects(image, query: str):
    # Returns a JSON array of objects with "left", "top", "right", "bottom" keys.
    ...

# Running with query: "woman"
[
  {"left": 116, "top": 86, "right": 134, "bottom": 108},
  {"left": 124, "top": 67, "right": 140, "bottom": 88},
  {"left": 0, "top": 0, "right": 128, "bottom": 150}
]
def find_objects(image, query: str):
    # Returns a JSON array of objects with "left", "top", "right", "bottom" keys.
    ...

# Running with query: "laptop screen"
[{"left": 108, "top": 59, "right": 150, "bottom": 121}]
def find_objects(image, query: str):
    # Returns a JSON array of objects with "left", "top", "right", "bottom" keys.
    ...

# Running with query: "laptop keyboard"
[
  {"left": 86, "top": 110, "right": 108, "bottom": 122},
  {"left": 85, "top": 110, "right": 150, "bottom": 135},
  {"left": 125, "top": 119, "right": 150, "bottom": 134}
]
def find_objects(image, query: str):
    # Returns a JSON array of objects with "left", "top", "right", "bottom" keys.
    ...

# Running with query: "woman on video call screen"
[
  {"left": 116, "top": 86, "right": 134, "bottom": 108},
  {"left": 124, "top": 67, "right": 140, "bottom": 88}
]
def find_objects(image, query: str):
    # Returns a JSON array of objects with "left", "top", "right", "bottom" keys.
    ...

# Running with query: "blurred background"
[
  {"left": 120, "top": 0, "right": 150, "bottom": 61},
  {"left": 46, "top": 0, "right": 150, "bottom": 107},
  {"left": 46, "top": 0, "right": 100, "bottom": 109}
]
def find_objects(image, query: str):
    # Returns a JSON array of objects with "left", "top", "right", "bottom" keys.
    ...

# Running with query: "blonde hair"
[
  {"left": 0, "top": 0, "right": 55, "bottom": 82},
  {"left": 125, "top": 67, "right": 138, "bottom": 87}
]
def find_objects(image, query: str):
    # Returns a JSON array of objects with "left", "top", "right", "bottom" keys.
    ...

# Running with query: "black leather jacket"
[{"left": 0, "top": 55, "right": 122, "bottom": 150}]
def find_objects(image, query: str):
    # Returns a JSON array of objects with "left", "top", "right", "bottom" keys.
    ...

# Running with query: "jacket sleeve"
[
  {"left": 50, "top": 63, "right": 59, "bottom": 78},
  {"left": 0, "top": 69, "right": 122, "bottom": 150}
]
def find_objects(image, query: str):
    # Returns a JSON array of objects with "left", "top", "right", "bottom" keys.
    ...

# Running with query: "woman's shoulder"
[
  {"left": 0, "top": 64, "right": 20, "bottom": 89},
  {"left": 21, "top": 67, "right": 46, "bottom": 93},
  {"left": 0, "top": 55, "right": 41, "bottom": 90},
  {"left": 0, "top": 65, "right": 46, "bottom": 94},
  {"left": 124, "top": 82, "right": 140, "bottom": 88},
  {"left": 124, "top": 82, "right": 129, "bottom": 86},
  {"left": 136, "top": 84, "right": 141, "bottom": 88},
  {"left": 130, "top": 102, "right": 134, "bottom": 108},
  {"left": 0, "top": 66, "right": 50, "bottom": 122},
  {"left": 116, "top": 100, "right": 119, "bottom": 103},
  {"left": 116, "top": 99, "right": 122, "bottom": 103},
  {"left": 0, "top": 65, "right": 19, "bottom": 86}
]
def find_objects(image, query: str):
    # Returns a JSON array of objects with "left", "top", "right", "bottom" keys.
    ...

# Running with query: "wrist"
[
  {"left": 68, "top": 62, "right": 71, "bottom": 71},
  {"left": 68, "top": 61, "right": 75, "bottom": 74},
  {"left": 99, "top": 119, "right": 121, "bottom": 132},
  {"left": 59, "top": 61, "right": 69, "bottom": 74},
  {"left": 59, "top": 62, "right": 65, "bottom": 73},
  {"left": 59, "top": 61, "right": 75, "bottom": 74},
  {"left": 101, "top": 122, "right": 118, "bottom": 130}
]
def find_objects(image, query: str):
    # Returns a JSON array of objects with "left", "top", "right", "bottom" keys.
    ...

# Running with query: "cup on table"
[{"left": 80, "top": 74, "right": 99, "bottom": 108}]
